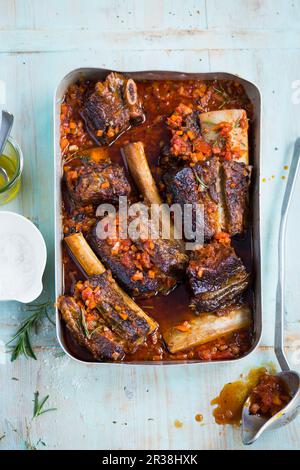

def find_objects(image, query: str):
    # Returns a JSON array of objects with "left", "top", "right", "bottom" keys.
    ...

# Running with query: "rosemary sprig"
[
  {"left": 80, "top": 308, "right": 90, "bottom": 338},
  {"left": 218, "top": 99, "right": 229, "bottom": 110},
  {"left": 194, "top": 172, "right": 209, "bottom": 190},
  {"left": 212, "top": 84, "right": 230, "bottom": 110},
  {"left": 33, "top": 391, "right": 57, "bottom": 419},
  {"left": 213, "top": 86, "right": 226, "bottom": 97},
  {"left": 213, "top": 83, "right": 228, "bottom": 99},
  {"left": 6, "top": 419, "right": 38, "bottom": 450},
  {"left": 6, "top": 301, "right": 54, "bottom": 362},
  {"left": 24, "top": 418, "right": 38, "bottom": 450},
  {"left": 5, "top": 392, "right": 56, "bottom": 450}
]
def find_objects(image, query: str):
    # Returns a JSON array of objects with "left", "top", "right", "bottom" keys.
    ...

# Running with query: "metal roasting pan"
[{"left": 54, "top": 68, "right": 262, "bottom": 365}]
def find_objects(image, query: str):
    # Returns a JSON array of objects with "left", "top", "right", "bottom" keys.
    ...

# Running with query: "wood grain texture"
[
  {"left": 1, "top": 28, "right": 300, "bottom": 53},
  {"left": 0, "top": 0, "right": 300, "bottom": 450}
]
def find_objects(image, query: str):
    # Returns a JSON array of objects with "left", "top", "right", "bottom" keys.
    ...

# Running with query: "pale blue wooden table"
[{"left": 1, "top": 0, "right": 300, "bottom": 450}]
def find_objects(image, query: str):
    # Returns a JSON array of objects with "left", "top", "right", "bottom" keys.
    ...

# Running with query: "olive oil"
[
  {"left": 0, "top": 155, "right": 16, "bottom": 186},
  {"left": 0, "top": 139, "right": 22, "bottom": 205}
]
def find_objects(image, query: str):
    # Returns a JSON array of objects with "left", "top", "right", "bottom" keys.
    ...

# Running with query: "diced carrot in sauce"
[
  {"left": 81, "top": 287, "right": 93, "bottom": 300},
  {"left": 197, "top": 268, "right": 204, "bottom": 278},
  {"left": 61, "top": 77, "right": 253, "bottom": 363},
  {"left": 214, "top": 231, "right": 231, "bottom": 244},
  {"left": 175, "top": 321, "right": 191, "bottom": 333},
  {"left": 107, "top": 127, "right": 115, "bottom": 138},
  {"left": 119, "top": 312, "right": 128, "bottom": 321},
  {"left": 131, "top": 271, "right": 144, "bottom": 281},
  {"left": 60, "top": 137, "right": 69, "bottom": 150}
]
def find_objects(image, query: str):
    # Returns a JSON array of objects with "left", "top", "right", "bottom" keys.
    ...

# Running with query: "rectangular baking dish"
[{"left": 54, "top": 68, "right": 262, "bottom": 365}]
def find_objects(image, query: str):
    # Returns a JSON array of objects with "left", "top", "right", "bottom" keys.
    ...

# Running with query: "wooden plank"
[
  {"left": 4, "top": 0, "right": 300, "bottom": 33},
  {"left": 0, "top": 28, "right": 300, "bottom": 53},
  {"left": 0, "top": 348, "right": 299, "bottom": 450},
  {"left": 0, "top": 0, "right": 207, "bottom": 31},
  {"left": 207, "top": 0, "right": 300, "bottom": 29}
]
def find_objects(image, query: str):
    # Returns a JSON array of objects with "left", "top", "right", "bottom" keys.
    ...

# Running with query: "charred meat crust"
[
  {"left": 64, "top": 158, "right": 131, "bottom": 205},
  {"left": 135, "top": 235, "right": 188, "bottom": 279},
  {"left": 165, "top": 105, "right": 251, "bottom": 238},
  {"left": 222, "top": 160, "right": 252, "bottom": 235},
  {"left": 126, "top": 204, "right": 188, "bottom": 278},
  {"left": 81, "top": 73, "right": 144, "bottom": 145},
  {"left": 162, "top": 157, "right": 220, "bottom": 240},
  {"left": 163, "top": 165, "right": 198, "bottom": 206},
  {"left": 193, "top": 157, "right": 220, "bottom": 239},
  {"left": 187, "top": 241, "right": 249, "bottom": 313},
  {"left": 86, "top": 273, "right": 152, "bottom": 342},
  {"left": 162, "top": 157, "right": 252, "bottom": 240},
  {"left": 58, "top": 295, "right": 125, "bottom": 361},
  {"left": 190, "top": 282, "right": 248, "bottom": 313},
  {"left": 58, "top": 264, "right": 159, "bottom": 360},
  {"left": 88, "top": 222, "right": 176, "bottom": 298},
  {"left": 193, "top": 158, "right": 219, "bottom": 204}
]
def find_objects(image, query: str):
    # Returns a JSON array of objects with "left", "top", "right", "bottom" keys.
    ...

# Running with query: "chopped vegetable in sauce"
[
  {"left": 59, "top": 74, "right": 254, "bottom": 363},
  {"left": 211, "top": 367, "right": 291, "bottom": 426}
]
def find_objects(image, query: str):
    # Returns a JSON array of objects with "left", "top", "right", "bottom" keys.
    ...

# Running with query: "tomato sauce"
[
  {"left": 248, "top": 372, "right": 292, "bottom": 418},
  {"left": 60, "top": 77, "right": 254, "bottom": 362},
  {"left": 211, "top": 366, "right": 291, "bottom": 425},
  {"left": 211, "top": 367, "right": 269, "bottom": 425}
]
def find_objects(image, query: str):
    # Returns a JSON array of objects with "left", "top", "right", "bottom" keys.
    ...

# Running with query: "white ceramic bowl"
[{"left": 0, "top": 211, "right": 47, "bottom": 303}]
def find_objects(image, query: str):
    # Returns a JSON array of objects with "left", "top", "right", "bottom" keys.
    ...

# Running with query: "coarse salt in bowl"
[{"left": 0, "top": 211, "right": 47, "bottom": 303}]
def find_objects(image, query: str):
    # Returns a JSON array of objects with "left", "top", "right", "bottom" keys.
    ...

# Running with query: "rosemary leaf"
[
  {"left": 44, "top": 308, "right": 56, "bottom": 326},
  {"left": 194, "top": 172, "right": 209, "bottom": 190},
  {"left": 213, "top": 87, "right": 225, "bottom": 96},
  {"left": 33, "top": 391, "right": 57, "bottom": 419},
  {"left": 80, "top": 308, "right": 90, "bottom": 338},
  {"left": 6, "top": 301, "right": 54, "bottom": 362},
  {"left": 213, "top": 83, "right": 228, "bottom": 99},
  {"left": 218, "top": 99, "right": 229, "bottom": 110}
]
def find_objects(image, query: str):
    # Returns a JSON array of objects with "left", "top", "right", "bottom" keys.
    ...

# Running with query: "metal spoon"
[
  {"left": 242, "top": 138, "right": 300, "bottom": 445},
  {"left": 0, "top": 166, "right": 9, "bottom": 183},
  {"left": 0, "top": 110, "right": 14, "bottom": 184}
]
